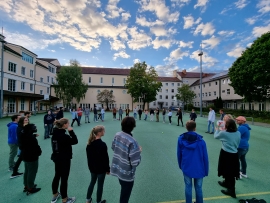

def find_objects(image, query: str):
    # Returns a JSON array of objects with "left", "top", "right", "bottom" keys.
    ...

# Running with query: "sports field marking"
[{"left": 157, "top": 191, "right": 270, "bottom": 203}]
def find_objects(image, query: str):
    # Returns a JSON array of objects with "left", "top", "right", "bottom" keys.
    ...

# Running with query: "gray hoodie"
[{"left": 84, "top": 108, "right": 90, "bottom": 116}]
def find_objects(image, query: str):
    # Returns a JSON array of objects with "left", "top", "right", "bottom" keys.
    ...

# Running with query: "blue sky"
[{"left": 0, "top": 0, "right": 270, "bottom": 76}]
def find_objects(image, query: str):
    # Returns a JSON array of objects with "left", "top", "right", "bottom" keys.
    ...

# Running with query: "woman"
[
  {"left": 150, "top": 108, "right": 154, "bottom": 121},
  {"left": 51, "top": 118, "right": 78, "bottom": 203},
  {"left": 176, "top": 108, "right": 183, "bottom": 127},
  {"left": 112, "top": 108, "right": 117, "bottom": 120},
  {"left": 214, "top": 119, "right": 240, "bottom": 198},
  {"left": 167, "top": 110, "right": 172, "bottom": 125},
  {"left": 218, "top": 114, "right": 233, "bottom": 131},
  {"left": 162, "top": 108, "right": 166, "bottom": 123},
  {"left": 44, "top": 110, "right": 55, "bottom": 139},
  {"left": 86, "top": 126, "right": 110, "bottom": 203},
  {"left": 144, "top": 109, "right": 148, "bottom": 121},
  {"left": 17, "top": 116, "right": 42, "bottom": 195}
]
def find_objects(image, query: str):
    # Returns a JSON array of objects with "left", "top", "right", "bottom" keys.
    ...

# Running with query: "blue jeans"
[
  {"left": 207, "top": 120, "right": 214, "bottom": 133},
  {"left": 238, "top": 148, "right": 249, "bottom": 174},
  {"left": 119, "top": 179, "right": 134, "bottom": 203},
  {"left": 44, "top": 123, "right": 53, "bottom": 138},
  {"left": 134, "top": 113, "right": 137, "bottom": 119},
  {"left": 94, "top": 114, "right": 97, "bottom": 122},
  {"left": 183, "top": 174, "right": 203, "bottom": 203},
  {"left": 144, "top": 115, "right": 147, "bottom": 120},
  {"left": 101, "top": 113, "right": 105, "bottom": 121}
]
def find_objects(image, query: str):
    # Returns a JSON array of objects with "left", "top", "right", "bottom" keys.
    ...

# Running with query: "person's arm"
[
  {"left": 177, "top": 138, "right": 182, "bottom": 169},
  {"left": 67, "top": 128, "right": 78, "bottom": 145},
  {"left": 214, "top": 130, "right": 226, "bottom": 140},
  {"left": 238, "top": 126, "right": 245, "bottom": 138},
  {"left": 44, "top": 115, "right": 47, "bottom": 125},
  {"left": 129, "top": 141, "right": 141, "bottom": 167}
]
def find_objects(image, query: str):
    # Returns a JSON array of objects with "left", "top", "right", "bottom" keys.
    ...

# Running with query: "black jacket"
[
  {"left": 56, "top": 110, "right": 64, "bottom": 119},
  {"left": 18, "top": 124, "right": 42, "bottom": 162},
  {"left": 44, "top": 114, "right": 55, "bottom": 125},
  {"left": 86, "top": 139, "right": 110, "bottom": 174},
  {"left": 51, "top": 128, "right": 78, "bottom": 160},
  {"left": 176, "top": 110, "right": 183, "bottom": 118}
]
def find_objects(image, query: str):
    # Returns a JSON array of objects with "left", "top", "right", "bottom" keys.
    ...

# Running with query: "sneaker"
[
  {"left": 99, "top": 200, "right": 106, "bottom": 203},
  {"left": 26, "top": 187, "right": 41, "bottom": 195},
  {"left": 240, "top": 172, "right": 248, "bottom": 178},
  {"left": 23, "top": 184, "right": 37, "bottom": 192},
  {"left": 205, "top": 131, "right": 209, "bottom": 133},
  {"left": 64, "top": 197, "right": 76, "bottom": 203},
  {"left": 209, "top": 132, "right": 214, "bottom": 134},
  {"left": 51, "top": 192, "right": 61, "bottom": 203},
  {"left": 10, "top": 172, "right": 23, "bottom": 179}
]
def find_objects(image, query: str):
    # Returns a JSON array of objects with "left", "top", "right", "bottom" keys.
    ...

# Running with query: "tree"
[
  {"left": 125, "top": 62, "right": 162, "bottom": 110},
  {"left": 53, "top": 64, "right": 88, "bottom": 107},
  {"left": 228, "top": 32, "right": 270, "bottom": 102},
  {"left": 175, "top": 84, "right": 196, "bottom": 111},
  {"left": 69, "top": 59, "right": 81, "bottom": 66},
  {"left": 97, "top": 90, "right": 116, "bottom": 110}
]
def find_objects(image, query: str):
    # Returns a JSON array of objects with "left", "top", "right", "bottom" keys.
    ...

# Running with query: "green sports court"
[{"left": 1, "top": 113, "right": 269, "bottom": 203}]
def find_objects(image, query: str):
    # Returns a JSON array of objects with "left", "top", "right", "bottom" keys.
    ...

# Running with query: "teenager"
[
  {"left": 44, "top": 110, "right": 55, "bottom": 139},
  {"left": 51, "top": 118, "right": 78, "bottom": 203},
  {"left": 168, "top": 110, "right": 172, "bottom": 125},
  {"left": 150, "top": 109, "right": 154, "bottom": 121},
  {"left": 214, "top": 119, "right": 240, "bottom": 198},
  {"left": 86, "top": 126, "right": 110, "bottom": 203},
  {"left": 176, "top": 109, "right": 183, "bottom": 127},
  {"left": 162, "top": 108, "right": 166, "bottom": 123},
  {"left": 177, "top": 121, "right": 209, "bottom": 203},
  {"left": 219, "top": 109, "right": 226, "bottom": 121},
  {"left": 155, "top": 108, "right": 159, "bottom": 122},
  {"left": 70, "top": 109, "right": 80, "bottom": 127},
  {"left": 56, "top": 107, "right": 64, "bottom": 120},
  {"left": 101, "top": 107, "right": 105, "bottom": 122},
  {"left": 138, "top": 109, "right": 142, "bottom": 120},
  {"left": 84, "top": 107, "right": 90, "bottom": 123},
  {"left": 118, "top": 107, "right": 123, "bottom": 121},
  {"left": 112, "top": 108, "right": 117, "bottom": 120},
  {"left": 190, "top": 109, "right": 197, "bottom": 121},
  {"left": 144, "top": 109, "right": 148, "bottom": 121},
  {"left": 125, "top": 108, "right": 130, "bottom": 117},
  {"left": 94, "top": 107, "right": 98, "bottom": 122},
  {"left": 133, "top": 107, "right": 137, "bottom": 120},
  {"left": 111, "top": 117, "right": 142, "bottom": 203}
]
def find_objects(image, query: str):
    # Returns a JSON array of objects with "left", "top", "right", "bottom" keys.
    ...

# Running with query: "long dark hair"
[{"left": 18, "top": 116, "right": 26, "bottom": 127}]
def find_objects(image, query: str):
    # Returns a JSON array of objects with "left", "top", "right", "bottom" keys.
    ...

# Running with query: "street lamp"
[
  {"left": 0, "top": 36, "right": 6, "bottom": 118},
  {"left": 198, "top": 44, "right": 203, "bottom": 117}
]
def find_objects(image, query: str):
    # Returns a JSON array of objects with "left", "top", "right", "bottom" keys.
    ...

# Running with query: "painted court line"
[{"left": 157, "top": 191, "right": 270, "bottom": 203}]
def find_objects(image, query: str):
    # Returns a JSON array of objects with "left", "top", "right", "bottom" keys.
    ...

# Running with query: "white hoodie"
[{"left": 208, "top": 110, "right": 216, "bottom": 122}]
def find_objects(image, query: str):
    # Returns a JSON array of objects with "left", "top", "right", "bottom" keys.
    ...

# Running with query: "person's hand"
[
  {"left": 68, "top": 127, "right": 73, "bottom": 131},
  {"left": 139, "top": 146, "right": 142, "bottom": 152},
  {"left": 106, "top": 172, "right": 110, "bottom": 175},
  {"left": 35, "top": 134, "right": 39, "bottom": 137},
  {"left": 44, "top": 124, "right": 47, "bottom": 126}
]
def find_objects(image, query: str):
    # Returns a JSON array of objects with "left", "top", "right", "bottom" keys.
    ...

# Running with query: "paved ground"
[{"left": 0, "top": 112, "right": 269, "bottom": 203}]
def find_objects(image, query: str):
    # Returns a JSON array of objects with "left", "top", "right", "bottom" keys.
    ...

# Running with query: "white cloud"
[
  {"left": 152, "top": 38, "right": 172, "bottom": 49},
  {"left": 133, "top": 59, "right": 140, "bottom": 64},
  {"left": 252, "top": 25, "right": 270, "bottom": 37},
  {"left": 190, "top": 50, "right": 218, "bottom": 67},
  {"left": 183, "top": 15, "right": 202, "bottom": 29},
  {"left": 113, "top": 51, "right": 130, "bottom": 60},
  {"left": 257, "top": 0, "right": 270, "bottom": 14},
  {"left": 245, "top": 17, "right": 258, "bottom": 25},
  {"left": 202, "top": 35, "right": 220, "bottom": 49},
  {"left": 150, "top": 26, "right": 167, "bottom": 36},
  {"left": 164, "top": 48, "right": 189, "bottom": 63},
  {"left": 48, "top": 49, "right": 56, "bottom": 52},
  {"left": 136, "top": 16, "right": 164, "bottom": 27},
  {"left": 106, "top": 0, "right": 124, "bottom": 18},
  {"left": 194, "top": 0, "right": 209, "bottom": 12},
  {"left": 194, "top": 22, "right": 215, "bottom": 36},
  {"left": 227, "top": 44, "right": 245, "bottom": 57},
  {"left": 155, "top": 64, "right": 179, "bottom": 76},
  {"left": 109, "top": 40, "right": 126, "bottom": 51},
  {"left": 127, "top": 27, "right": 152, "bottom": 50},
  {"left": 121, "top": 12, "right": 131, "bottom": 21},
  {"left": 234, "top": 0, "right": 249, "bottom": 9},
  {"left": 218, "top": 30, "right": 235, "bottom": 37},
  {"left": 179, "top": 40, "right": 194, "bottom": 48}
]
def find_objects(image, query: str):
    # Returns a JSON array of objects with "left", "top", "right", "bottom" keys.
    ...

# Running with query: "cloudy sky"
[{"left": 0, "top": 0, "right": 270, "bottom": 76}]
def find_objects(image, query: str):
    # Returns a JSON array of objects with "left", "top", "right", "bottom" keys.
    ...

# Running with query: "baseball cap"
[{"left": 235, "top": 116, "right": 246, "bottom": 122}]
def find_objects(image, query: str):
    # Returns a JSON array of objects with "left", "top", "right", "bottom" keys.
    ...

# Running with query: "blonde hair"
[
  {"left": 87, "top": 125, "right": 105, "bottom": 145},
  {"left": 54, "top": 118, "right": 69, "bottom": 128},
  {"left": 223, "top": 114, "right": 234, "bottom": 121}
]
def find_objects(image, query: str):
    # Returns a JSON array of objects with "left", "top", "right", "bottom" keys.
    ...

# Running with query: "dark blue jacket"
[
  {"left": 7, "top": 122, "right": 18, "bottom": 144},
  {"left": 177, "top": 131, "right": 209, "bottom": 178},
  {"left": 44, "top": 114, "right": 55, "bottom": 125},
  {"left": 238, "top": 124, "right": 251, "bottom": 149}
]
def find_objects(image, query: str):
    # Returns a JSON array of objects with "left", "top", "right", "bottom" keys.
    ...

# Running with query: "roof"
[
  {"left": 190, "top": 71, "right": 229, "bottom": 86},
  {"left": 7, "top": 43, "right": 37, "bottom": 56},
  {"left": 4, "top": 45, "right": 22, "bottom": 57},
  {"left": 36, "top": 61, "right": 48, "bottom": 69},
  {"left": 37, "top": 58, "right": 58, "bottom": 63},
  {"left": 81, "top": 67, "right": 131, "bottom": 75},
  {"left": 157, "top": 77, "right": 181, "bottom": 82},
  {"left": 177, "top": 71, "right": 215, "bottom": 78}
]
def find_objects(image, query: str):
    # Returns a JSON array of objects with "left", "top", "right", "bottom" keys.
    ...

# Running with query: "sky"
[{"left": 0, "top": 0, "right": 270, "bottom": 76}]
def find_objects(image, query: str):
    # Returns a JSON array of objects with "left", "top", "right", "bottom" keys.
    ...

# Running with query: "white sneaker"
[
  {"left": 65, "top": 197, "right": 76, "bottom": 203},
  {"left": 51, "top": 192, "right": 61, "bottom": 203},
  {"left": 240, "top": 172, "right": 248, "bottom": 178}
]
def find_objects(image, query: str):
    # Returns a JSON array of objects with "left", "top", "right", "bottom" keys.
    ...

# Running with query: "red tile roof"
[
  {"left": 157, "top": 77, "right": 181, "bottom": 82},
  {"left": 177, "top": 71, "right": 215, "bottom": 78},
  {"left": 81, "top": 67, "right": 131, "bottom": 75}
]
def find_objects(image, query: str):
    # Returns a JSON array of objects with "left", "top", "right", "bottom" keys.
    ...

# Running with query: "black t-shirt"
[{"left": 156, "top": 109, "right": 159, "bottom": 115}]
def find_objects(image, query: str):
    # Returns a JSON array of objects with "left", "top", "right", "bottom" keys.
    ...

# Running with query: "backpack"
[{"left": 239, "top": 198, "right": 267, "bottom": 203}]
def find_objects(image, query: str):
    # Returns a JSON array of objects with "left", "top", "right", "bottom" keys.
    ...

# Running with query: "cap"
[{"left": 236, "top": 116, "right": 246, "bottom": 122}]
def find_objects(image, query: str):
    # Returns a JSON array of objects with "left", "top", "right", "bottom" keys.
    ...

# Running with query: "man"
[
  {"left": 205, "top": 107, "right": 215, "bottom": 134},
  {"left": 111, "top": 117, "right": 142, "bottom": 203},
  {"left": 44, "top": 110, "right": 55, "bottom": 139},
  {"left": 84, "top": 106, "right": 90, "bottom": 123},
  {"left": 77, "top": 107, "right": 83, "bottom": 125},
  {"left": 219, "top": 109, "right": 226, "bottom": 121},
  {"left": 133, "top": 107, "right": 137, "bottom": 120},
  {"left": 7, "top": 114, "right": 24, "bottom": 178},
  {"left": 70, "top": 109, "right": 80, "bottom": 127},
  {"left": 155, "top": 108, "right": 159, "bottom": 122},
  {"left": 93, "top": 106, "right": 98, "bottom": 122},
  {"left": 138, "top": 108, "right": 142, "bottom": 120},
  {"left": 190, "top": 109, "right": 197, "bottom": 121},
  {"left": 118, "top": 107, "right": 123, "bottom": 121},
  {"left": 56, "top": 107, "right": 64, "bottom": 120},
  {"left": 236, "top": 116, "right": 251, "bottom": 178},
  {"left": 177, "top": 120, "right": 209, "bottom": 203}
]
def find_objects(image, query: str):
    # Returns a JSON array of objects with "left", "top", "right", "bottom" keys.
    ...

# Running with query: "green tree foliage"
[
  {"left": 97, "top": 90, "right": 116, "bottom": 110},
  {"left": 214, "top": 96, "right": 223, "bottom": 109},
  {"left": 69, "top": 59, "right": 81, "bottom": 66},
  {"left": 53, "top": 64, "right": 88, "bottom": 106},
  {"left": 175, "top": 84, "right": 196, "bottom": 110},
  {"left": 229, "top": 32, "right": 270, "bottom": 102},
  {"left": 125, "top": 62, "right": 162, "bottom": 110}
]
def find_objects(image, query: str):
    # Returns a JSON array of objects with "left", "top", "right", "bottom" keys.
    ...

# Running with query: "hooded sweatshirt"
[
  {"left": 177, "top": 131, "right": 209, "bottom": 178},
  {"left": 238, "top": 123, "right": 251, "bottom": 149},
  {"left": 7, "top": 122, "right": 18, "bottom": 144},
  {"left": 44, "top": 114, "right": 55, "bottom": 125}
]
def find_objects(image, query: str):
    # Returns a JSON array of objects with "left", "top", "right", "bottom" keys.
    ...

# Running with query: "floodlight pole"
[{"left": 198, "top": 44, "right": 203, "bottom": 117}]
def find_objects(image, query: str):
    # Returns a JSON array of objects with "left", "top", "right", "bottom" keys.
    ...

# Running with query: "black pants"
[
  {"left": 224, "top": 176, "right": 236, "bottom": 190},
  {"left": 139, "top": 114, "right": 142, "bottom": 120},
  {"left": 119, "top": 179, "right": 134, "bottom": 203},
  {"left": 71, "top": 118, "right": 80, "bottom": 126},
  {"left": 13, "top": 155, "right": 23, "bottom": 173},
  {"left": 86, "top": 173, "right": 106, "bottom": 202},
  {"left": 169, "top": 116, "right": 172, "bottom": 123},
  {"left": 113, "top": 113, "right": 116, "bottom": 119},
  {"left": 178, "top": 117, "right": 183, "bottom": 126},
  {"left": 24, "top": 160, "right": 39, "bottom": 189},
  {"left": 52, "top": 159, "right": 71, "bottom": 199}
]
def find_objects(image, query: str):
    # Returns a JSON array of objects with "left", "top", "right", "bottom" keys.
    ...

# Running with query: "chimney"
[{"left": 182, "top": 69, "right": 186, "bottom": 74}]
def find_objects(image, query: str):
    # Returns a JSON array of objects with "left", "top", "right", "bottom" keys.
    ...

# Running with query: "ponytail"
[
  {"left": 54, "top": 118, "right": 69, "bottom": 128},
  {"left": 87, "top": 125, "right": 105, "bottom": 145}
]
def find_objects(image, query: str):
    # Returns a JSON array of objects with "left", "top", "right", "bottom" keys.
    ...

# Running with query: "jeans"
[
  {"left": 86, "top": 173, "right": 106, "bottom": 202},
  {"left": 207, "top": 120, "right": 214, "bottom": 133},
  {"left": 183, "top": 174, "right": 203, "bottom": 203},
  {"left": 134, "top": 113, "right": 137, "bottom": 119},
  {"left": 44, "top": 124, "right": 53, "bottom": 138},
  {"left": 238, "top": 148, "right": 249, "bottom": 174},
  {"left": 13, "top": 155, "right": 23, "bottom": 173},
  {"left": 85, "top": 115, "right": 90, "bottom": 122},
  {"left": 9, "top": 144, "right": 18, "bottom": 168},
  {"left": 71, "top": 118, "right": 80, "bottom": 126},
  {"left": 94, "top": 114, "right": 98, "bottom": 122},
  {"left": 163, "top": 115, "right": 165, "bottom": 122},
  {"left": 119, "top": 179, "right": 134, "bottom": 203},
  {"left": 178, "top": 117, "right": 183, "bottom": 126},
  {"left": 52, "top": 159, "right": 71, "bottom": 199},
  {"left": 24, "top": 160, "right": 39, "bottom": 189},
  {"left": 78, "top": 116, "right": 82, "bottom": 124},
  {"left": 139, "top": 114, "right": 142, "bottom": 120},
  {"left": 101, "top": 113, "right": 105, "bottom": 121},
  {"left": 119, "top": 114, "right": 122, "bottom": 120},
  {"left": 144, "top": 115, "right": 147, "bottom": 120},
  {"left": 150, "top": 114, "right": 154, "bottom": 121}
]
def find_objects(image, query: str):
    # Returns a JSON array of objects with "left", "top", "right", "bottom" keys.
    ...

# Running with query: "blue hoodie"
[
  {"left": 238, "top": 123, "right": 251, "bottom": 149},
  {"left": 7, "top": 122, "right": 18, "bottom": 144},
  {"left": 177, "top": 131, "right": 209, "bottom": 178}
]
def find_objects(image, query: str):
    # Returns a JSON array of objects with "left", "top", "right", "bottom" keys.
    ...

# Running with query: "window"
[
  {"left": 159, "top": 88, "right": 162, "bottom": 92},
  {"left": 259, "top": 103, "right": 265, "bottom": 111},
  {"left": 30, "top": 84, "right": 33, "bottom": 91},
  {"left": 227, "top": 103, "right": 231, "bottom": 108},
  {"left": 171, "top": 83, "right": 174, "bottom": 86},
  {"left": 249, "top": 103, "right": 254, "bottom": 110},
  {"left": 209, "top": 92, "right": 211, "bottom": 96},
  {"left": 171, "top": 102, "right": 174, "bottom": 106},
  {"left": 8, "top": 98, "right": 16, "bottom": 113},
  {"left": 48, "top": 66, "right": 52, "bottom": 72},
  {"left": 123, "top": 78, "right": 126, "bottom": 84},
  {"left": 21, "top": 67, "right": 26, "bottom": 75},
  {"left": 165, "top": 95, "right": 168, "bottom": 99},
  {"left": 8, "top": 79, "right": 16, "bottom": 91},
  {"left": 159, "top": 95, "right": 162, "bottom": 99},
  {"left": 153, "top": 102, "right": 156, "bottom": 106},
  {"left": 52, "top": 68, "right": 55, "bottom": 73},
  {"left": 209, "top": 83, "right": 211, "bottom": 86},
  {"left": 100, "top": 77, "right": 103, "bottom": 83},
  {"left": 165, "top": 102, "right": 168, "bottom": 106},
  {"left": 227, "top": 78, "right": 230, "bottom": 83},
  {"left": 40, "top": 77, "right": 43, "bottom": 82},
  {"left": 234, "top": 102, "right": 237, "bottom": 110},
  {"left": 241, "top": 103, "right": 245, "bottom": 110},
  {"left": 21, "top": 82, "right": 25, "bottom": 90},
  {"left": 223, "top": 79, "right": 226, "bottom": 84},
  {"left": 51, "top": 77, "right": 54, "bottom": 84},
  {"left": 214, "top": 91, "right": 216, "bottom": 96},
  {"left": 39, "top": 103, "right": 43, "bottom": 111},
  {"left": 166, "top": 89, "right": 168, "bottom": 93},
  {"left": 205, "top": 93, "right": 207, "bottom": 97},
  {"left": 215, "top": 81, "right": 218, "bottom": 85},
  {"left": 88, "top": 77, "right": 91, "bottom": 83},
  {"left": 194, "top": 87, "right": 196, "bottom": 90},
  {"left": 203, "top": 84, "right": 205, "bottom": 88},
  {"left": 227, "top": 89, "right": 230, "bottom": 94},
  {"left": 202, "top": 93, "right": 204, "bottom": 97},
  {"left": 165, "top": 83, "right": 168, "bottom": 86},
  {"left": 171, "top": 95, "right": 174, "bottom": 99},
  {"left": 21, "top": 98, "right": 25, "bottom": 111},
  {"left": 198, "top": 93, "right": 200, "bottom": 97},
  {"left": 171, "top": 89, "right": 174, "bottom": 93},
  {"left": 112, "top": 77, "right": 114, "bottom": 84},
  {"left": 177, "top": 83, "right": 180, "bottom": 86},
  {"left": 40, "top": 90, "right": 43, "bottom": 95},
  {"left": 222, "top": 90, "right": 225, "bottom": 93},
  {"left": 198, "top": 86, "right": 200, "bottom": 89},
  {"left": 8, "top": 62, "right": 16, "bottom": 73},
  {"left": 97, "top": 90, "right": 101, "bottom": 93},
  {"left": 22, "top": 52, "right": 33, "bottom": 64},
  {"left": 47, "top": 76, "right": 50, "bottom": 83},
  {"left": 47, "top": 87, "right": 50, "bottom": 94},
  {"left": 30, "top": 70, "right": 34, "bottom": 78}
]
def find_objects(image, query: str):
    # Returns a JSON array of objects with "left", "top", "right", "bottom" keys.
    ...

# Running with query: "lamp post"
[
  {"left": 198, "top": 44, "right": 203, "bottom": 117},
  {"left": 0, "top": 37, "right": 6, "bottom": 118}
]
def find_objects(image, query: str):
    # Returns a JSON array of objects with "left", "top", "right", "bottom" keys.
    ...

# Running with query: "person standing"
[
  {"left": 177, "top": 121, "right": 209, "bottom": 203},
  {"left": 219, "top": 109, "right": 226, "bottom": 121},
  {"left": 190, "top": 109, "right": 197, "bottom": 121},
  {"left": 214, "top": 119, "right": 240, "bottom": 198},
  {"left": 150, "top": 109, "right": 154, "bottom": 121},
  {"left": 125, "top": 108, "right": 130, "bottom": 117},
  {"left": 18, "top": 117, "right": 42, "bottom": 195},
  {"left": 118, "top": 107, "right": 123, "bottom": 121},
  {"left": 138, "top": 108, "right": 142, "bottom": 120},
  {"left": 176, "top": 109, "right": 183, "bottom": 127},
  {"left": 70, "top": 109, "right": 80, "bottom": 127},
  {"left": 235, "top": 116, "right": 251, "bottom": 179},
  {"left": 113, "top": 107, "right": 117, "bottom": 120},
  {"left": 133, "top": 107, "right": 137, "bottom": 120},
  {"left": 50, "top": 118, "right": 78, "bottom": 203},
  {"left": 168, "top": 110, "right": 172, "bottom": 125},
  {"left": 94, "top": 106, "right": 98, "bottom": 122},
  {"left": 24, "top": 111, "right": 32, "bottom": 123},
  {"left": 44, "top": 110, "right": 55, "bottom": 139},
  {"left": 205, "top": 107, "right": 215, "bottom": 134},
  {"left": 111, "top": 117, "right": 142, "bottom": 203},
  {"left": 155, "top": 108, "right": 159, "bottom": 122},
  {"left": 144, "top": 109, "right": 148, "bottom": 121},
  {"left": 86, "top": 126, "right": 110, "bottom": 203},
  {"left": 162, "top": 108, "right": 166, "bottom": 123},
  {"left": 77, "top": 107, "right": 83, "bottom": 125},
  {"left": 56, "top": 107, "right": 64, "bottom": 120},
  {"left": 101, "top": 107, "right": 105, "bottom": 122},
  {"left": 84, "top": 107, "right": 90, "bottom": 123}
]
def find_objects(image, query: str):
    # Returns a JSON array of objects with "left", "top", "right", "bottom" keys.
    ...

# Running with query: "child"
[
  {"left": 190, "top": 109, "right": 197, "bottom": 121},
  {"left": 167, "top": 110, "right": 172, "bottom": 125}
]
